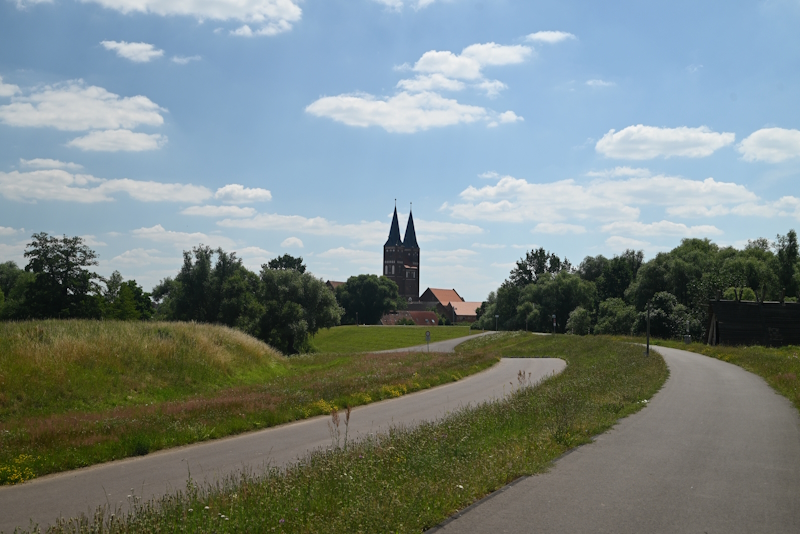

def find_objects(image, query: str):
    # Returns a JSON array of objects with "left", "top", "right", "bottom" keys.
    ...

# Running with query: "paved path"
[
  {"left": 435, "top": 345, "right": 800, "bottom": 533},
  {"left": 0, "top": 333, "right": 563, "bottom": 532}
]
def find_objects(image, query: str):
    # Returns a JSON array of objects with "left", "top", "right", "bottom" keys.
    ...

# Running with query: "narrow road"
[
  {"left": 0, "top": 332, "right": 564, "bottom": 532},
  {"left": 435, "top": 345, "right": 800, "bottom": 533}
]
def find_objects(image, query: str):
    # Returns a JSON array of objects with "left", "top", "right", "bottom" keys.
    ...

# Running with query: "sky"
[{"left": 1, "top": 0, "right": 799, "bottom": 302}]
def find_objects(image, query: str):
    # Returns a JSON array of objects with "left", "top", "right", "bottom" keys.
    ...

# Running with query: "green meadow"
[{"left": 309, "top": 324, "right": 473, "bottom": 353}]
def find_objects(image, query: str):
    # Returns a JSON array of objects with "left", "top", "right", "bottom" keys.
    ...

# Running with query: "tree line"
[
  {"left": 0, "top": 233, "right": 406, "bottom": 353},
  {"left": 474, "top": 230, "right": 800, "bottom": 339}
]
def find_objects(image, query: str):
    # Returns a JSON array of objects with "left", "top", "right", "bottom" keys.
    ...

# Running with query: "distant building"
[
  {"left": 381, "top": 310, "right": 439, "bottom": 326},
  {"left": 420, "top": 287, "right": 481, "bottom": 323},
  {"left": 326, "top": 280, "right": 345, "bottom": 292},
  {"left": 383, "top": 205, "right": 420, "bottom": 300},
  {"left": 706, "top": 300, "right": 800, "bottom": 346}
]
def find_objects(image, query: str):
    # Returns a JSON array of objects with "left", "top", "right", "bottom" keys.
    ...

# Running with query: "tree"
[
  {"left": 596, "top": 250, "right": 644, "bottom": 302},
  {"left": 267, "top": 254, "right": 306, "bottom": 273},
  {"left": 566, "top": 306, "right": 592, "bottom": 335},
  {"left": 256, "top": 268, "right": 341, "bottom": 353},
  {"left": 22, "top": 233, "right": 102, "bottom": 319},
  {"left": 775, "top": 229, "right": 799, "bottom": 300},
  {"left": 509, "top": 248, "right": 572, "bottom": 288},
  {"left": 335, "top": 274, "right": 399, "bottom": 325},
  {"left": 518, "top": 271, "right": 597, "bottom": 333},
  {"left": 593, "top": 298, "right": 638, "bottom": 335}
]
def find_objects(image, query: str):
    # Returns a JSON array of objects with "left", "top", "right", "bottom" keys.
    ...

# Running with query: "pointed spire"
[
  {"left": 403, "top": 204, "right": 419, "bottom": 249},
  {"left": 385, "top": 206, "right": 403, "bottom": 247}
]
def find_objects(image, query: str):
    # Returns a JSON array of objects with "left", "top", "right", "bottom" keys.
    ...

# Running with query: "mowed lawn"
[{"left": 310, "top": 325, "right": 474, "bottom": 353}]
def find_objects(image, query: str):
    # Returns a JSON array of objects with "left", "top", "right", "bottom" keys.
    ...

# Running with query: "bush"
[
  {"left": 594, "top": 298, "right": 637, "bottom": 336},
  {"left": 566, "top": 306, "right": 592, "bottom": 335}
]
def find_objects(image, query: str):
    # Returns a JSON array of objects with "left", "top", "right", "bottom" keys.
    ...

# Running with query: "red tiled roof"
[
  {"left": 449, "top": 301, "right": 481, "bottom": 317},
  {"left": 422, "top": 288, "right": 464, "bottom": 305}
]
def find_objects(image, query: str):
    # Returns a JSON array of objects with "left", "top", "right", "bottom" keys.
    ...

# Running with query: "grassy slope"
[
  {"left": 0, "top": 321, "right": 497, "bottom": 485},
  {"left": 38, "top": 334, "right": 669, "bottom": 534},
  {"left": 310, "top": 325, "right": 473, "bottom": 353}
]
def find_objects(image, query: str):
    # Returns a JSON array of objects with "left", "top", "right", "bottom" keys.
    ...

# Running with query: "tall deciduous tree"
[
  {"left": 775, "top": 229, "right": 799, "bottom": 300},
  {"left": 335, "top": 274, "right": 399, "bottom": 325}
]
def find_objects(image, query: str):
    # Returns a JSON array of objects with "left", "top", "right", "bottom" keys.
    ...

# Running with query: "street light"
[{"left": 552, "top": 314, "right": 556, "bottom": 334}]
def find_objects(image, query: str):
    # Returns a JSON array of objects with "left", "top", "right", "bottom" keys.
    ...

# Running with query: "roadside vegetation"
[
  {"left": 26, "top": 334, "right": 668, "bottom": 534},
  {"left": 310, "top": 325, "right": 473, "bottom": 353},
  {"left": 0, "top": 320, "right": 498, "bottom": 485}
]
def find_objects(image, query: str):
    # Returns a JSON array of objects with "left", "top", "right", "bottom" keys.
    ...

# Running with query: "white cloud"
[
  {"left": 605, "top": 236, "right": 650, "bottom": 250},
  {"left": 0, "top": 169, "right": 211, "bottom": 203},
  {"left": 83, "top": 0, "right": 302, "bottom": 36},
  {"left": 476, "top": 79, "right": 508, "bottom": 98},
  {"left": 585, "top": 166, "right": 650, "bottom": 178},
  {"left": 0, "top": 242, "right": 27, "bottom": 265},
  {"left": 596, "top": 125, "right": 735, "bottom": 159},
  {"left": 525, "top": 31, "right": 577, "bottom": 44},
  {"left": 181, "top": 205, "right": 257, "bottom": 218},
  {"left": 172, "top": 55, "right": 201, "bottom": 65},
  {"left": 215, "top": 183, "right": 272, "bottom": 203},
  {"left": 600, "top": 220, "right": 723, "bottom": 237},
  {"left": 80, "top": 235, "right": 108, "bottom": 246},
  {"left": 235, "top": 246, "right": 273, "bottom": 271},
  {"left": 426, "top": 248, "right": 478, "bottom": 263},
  {"left": 414, "top": 43, "right": 531, "bottom": 81},
  {"left": 280, "top": 236, "right": 304, "bottom": 248},
  {"left": 317, "top": 247, "right": 377, "bottom": 266},
  {"left": 219, "top": 212, "right": 388, "bottom": 245},
  {"left": 0, "top": 76, "right": 20, "bottom": 97},
  {"left": 20, "top": 158, "right": 83, "bottom": 170},
  {"left": 397, "top": 74, "right": 465, "bottom": 93},
  {"left": 586, "top": 79, "right": 614, "bottom": 87},
  {"left": 101, "top": 40, "right": 164, "bottom": 63},
  {"left": 460, "top": 43, "right": 532, "bottom": 67},
  {"left": 738, "top": 127, "right": 800, "bottom": 163},
  {"left": 532, "top": 222, "right": 586, "bottom": 234},
  {"left": 109, "top": 248, "right": 179, "bottom": 267},
  {"left": 499, "top": 110, "right": 522, "bottom": 123},
  {"left": 67, "top": 129, "right": 167, "bottom": 151},
  {"left": 372, "top": 0, "right": 446, "bottom": 12},
  {"left": 0, "top": 80, "right": 165, "bottom": 131},
  {"left": 478, "top": 171, "right": 500, "bottom": 179},
  {"left": 0, "top": 226, "right": 23, "bottom": 236},
  {"left": 306, "top": 91, "right": 488, "bottom": 133},
  {"left": 472, "top": 243, "right": 505, "bottom": 249},
  {"left": 132, "top": 224, "right": 237, "bottom": 249}
]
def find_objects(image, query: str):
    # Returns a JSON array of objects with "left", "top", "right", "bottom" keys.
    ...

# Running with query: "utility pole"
[{"left": 645, "top": 301, "right": 651, "bottom": 357}]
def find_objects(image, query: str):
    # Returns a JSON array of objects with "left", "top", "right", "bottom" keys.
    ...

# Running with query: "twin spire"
[{"left": 384, "top": 204, "right": 418, "bottom": 248}]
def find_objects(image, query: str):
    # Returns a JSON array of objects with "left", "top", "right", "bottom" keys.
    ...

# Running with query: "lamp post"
[
  {"left": 645, "top": 302, "right": 651, "bottom": 357},
  {"left": 552, "top": 314, "right": 556, "bottom": 334},
  {"left": 495, "top": 314, "right": 499, "bottom": 331}
]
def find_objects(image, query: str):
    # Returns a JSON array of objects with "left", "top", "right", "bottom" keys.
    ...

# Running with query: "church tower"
[{"left": 382, "top": 204, "right": 420, "bottom": 300}]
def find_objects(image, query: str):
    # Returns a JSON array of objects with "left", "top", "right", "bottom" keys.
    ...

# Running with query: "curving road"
[
  {"left": 435, "top": 345, "right": 800, "bottom": 533},
  {"left": 0, "top": 332, "right": 564, "bottom": 532}
]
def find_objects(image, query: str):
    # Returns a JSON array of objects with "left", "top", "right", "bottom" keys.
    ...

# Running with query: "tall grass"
[
  {"left": 29, "top": 334, "right": 668, "bottom": 534},
  {"left": 0, "top": 321, "right": 499, "bottom": 484}
]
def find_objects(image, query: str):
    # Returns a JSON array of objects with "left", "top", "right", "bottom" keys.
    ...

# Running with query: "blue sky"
[{"left": 1, "top": 0, "right": 799, "bottom": 301}]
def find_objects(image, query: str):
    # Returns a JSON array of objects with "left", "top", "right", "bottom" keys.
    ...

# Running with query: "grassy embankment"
[
  {"left": 644, "top": 338, "right": 800, "bottom": 414},
  {"left": 0, "top": 321, "right": 497, "bottom": 485},
  {"left": 309, "top": 325, "right": 473, "bottom": 353},
  {"left": 34, "top": 334, "right": 668, "bottom": 534}
]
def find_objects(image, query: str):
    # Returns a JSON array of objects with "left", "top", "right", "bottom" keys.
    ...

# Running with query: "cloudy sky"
[{"left": 1, "top": 0, "right": 799, "bottom": 301}]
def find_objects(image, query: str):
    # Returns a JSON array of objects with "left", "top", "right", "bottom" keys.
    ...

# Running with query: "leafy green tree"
[
  {"left": 0, "top": 261, "right": 23, "bottom": 297},
  {"left": 594, "top": 298, "right": 638, "bottom": 335},
  {"left": 335, "top": 274, "right": 399, "bottom": 325},
  {"left": 257, "top": 268, "right": 341, "bottom": 353},
  {"left": 577, "top": 254, "right": 608, "bottom": 282},
  {"left": 595, "top": 250, "right": 643, "bottom": 302},
  {"left": 267, "top": 254, "right": 306, "bottom": 273},
  {"left": 566, "top": 306, "right": 592, "bottom": 335},
  {"left": 775, "top": 229, "right": 799, "bottom": 299},
  {"left": 509, "top": 247, "right": 572, "bottom": 288},
  {"left": 22, "top": 233, "right": 102, "bottom": 319},
  {"left": 518, "top": 271, "right": 597, "bottom": 333}
]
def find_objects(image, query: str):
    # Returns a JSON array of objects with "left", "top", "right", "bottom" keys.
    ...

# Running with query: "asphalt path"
[
  {"left": 435, "top": 345, "right": 800, "bottom": 533},
  {"left": 0, "top": 333, "right": 564, "bottom": 532}
]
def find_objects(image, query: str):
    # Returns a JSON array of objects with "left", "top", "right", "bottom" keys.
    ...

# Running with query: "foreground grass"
[
  {"left": 642, "top": 337, "right": 800, "bottom": 414},
  {"left": 0, "top": 321, "right": 498, "bottom": 485},
  {"left": 310, "top": 325, "right": 473, "bottom": 353},
  {"left": 31, "top": 334, "right": 668, "bottom": 534}
]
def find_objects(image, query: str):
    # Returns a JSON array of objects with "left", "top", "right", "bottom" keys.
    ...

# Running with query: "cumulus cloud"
[
  {"left": 317, "top": 247, "right": 377, "bottom": 266},
  {"left": 172, "top": 55, "right": 201, "bottom": 64},
  {"left": 600, "top": 220, "right": 722, "bottom": 237},
  {"left": 532, "top": 223, "right": 586, "bottom": 234},
  {"left": 0, "top": 80, "right": 165, "bottom": 131},
  {"left": 67, "top": 129, "right": 167, "bottom": 151},
  {"left": 0, "top": 76, "right": 20, "bottom": 97},
  {"left": 596, "top": 125, "right": 735, "bottom": 159},
  {"left": 0, "top": 226, "right": 23, "bottom": 236},
  {"left": 132, "top": 224, "right": 237, "bottom": 249},
  {"left": 109, "top": 248, "right": 180, "bottom": 267},
  {"left": 0, "top": 169, "right": 211, "bottom": 203},
  {"left": 80, "top": 235, "right": 108, "bottom": 246},
  {"left": 20, "top": 158, "right": 83, "bottom": 170},
  {"left": 525, "top": 31, "right": 576, "bottom": 44},
  {"left": 280, "top": 236, "right": 304, "bottom": 248},
  {"left": 101, "top": 41, "right": 164, "bottom": 63},
  {"left": 738, "top": 127, "right": 800, "bottom": 163},
  {"left": 306, "top": 91, "right": 488, "bottom": 134},
  {"left": 181, "top": 205, "right": 256, "bottom": 218},
  {"left": 606, "top": 236, "right": 650, "bottom": 250},
  {"left": 84, "top": 0, "right": 302, "bottom": 36},
  {"left": 215, "top": 184, "right": 272, "bottom": 203},
  {"left": 586, "top": 79, "right": 614, "bottom": 87},
  {"left": 309, "top": 41, "right": 530, "bottom": 132},
  {"left": 235, "top": 246, "right": 273, "bottom": 271}
]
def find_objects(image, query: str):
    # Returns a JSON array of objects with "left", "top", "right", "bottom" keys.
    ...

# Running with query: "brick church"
[{"left": 383, "top": 205, "right": 419, "bottom": 300}]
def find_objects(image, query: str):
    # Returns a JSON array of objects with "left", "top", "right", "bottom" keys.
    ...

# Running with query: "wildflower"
[
  {"left": 204, "top": 506, "right": 210, "bottom": 510},
  {"left": 188, "top": 509, "right": 193, "bottom": 513},
  {"left": 280, "top": 518, "right": 285, "bottom": 524},
  {"left": 456, "top": 484, "right": 463, "bottom": 489}
]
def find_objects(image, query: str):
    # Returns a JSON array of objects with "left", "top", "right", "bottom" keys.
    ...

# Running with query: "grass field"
[
  {"left": 0, "top": 321, "right": 498, "bottom": 485},
  {"left": 34, "top": 334, "right": 669, "bottom": 534},
  {"left": 309, "top": 325, "right": 473, "bottom": 353}
]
